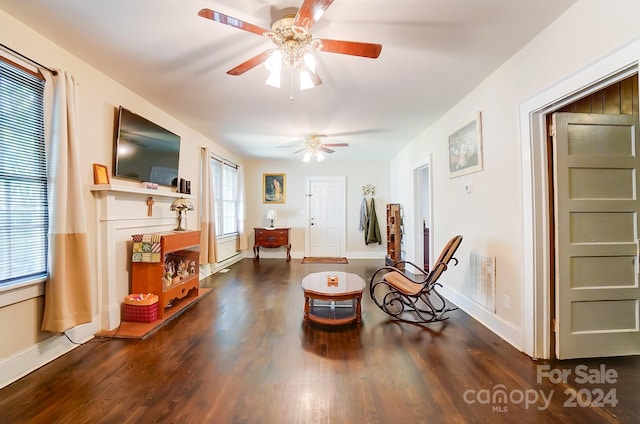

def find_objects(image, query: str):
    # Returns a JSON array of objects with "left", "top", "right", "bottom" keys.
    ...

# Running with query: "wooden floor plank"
[{"left": 0, "top": 259, "right": 638, "bottom": 423}]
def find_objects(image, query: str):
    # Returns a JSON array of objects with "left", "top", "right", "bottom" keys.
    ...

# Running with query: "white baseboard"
[
  {"left": 214, "top": 253, "right": 243, "bottom": 272},
  {"left": 200, "top": 253, "right": 244, "bottom": 278},
  {"left": 438, "top": 285, "right": 525, "bottom": 352},
  {"left": 0, "top": 320, "right": 98, "bottom": 389}
]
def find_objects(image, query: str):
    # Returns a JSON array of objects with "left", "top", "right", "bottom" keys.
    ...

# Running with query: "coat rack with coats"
[{"left": 360, "top": 185, "right": 381, "bottom": 245}]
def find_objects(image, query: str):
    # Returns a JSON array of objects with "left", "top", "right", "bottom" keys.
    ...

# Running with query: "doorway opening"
[
  {"left": 521, "top": 59, "right": 639, "bottom": 359},
  {"left": 413, "top": 157, "right": 433, "bottom": 272},
  {"left": 546, "top": 74, "right": 639, "bottom": 359}
]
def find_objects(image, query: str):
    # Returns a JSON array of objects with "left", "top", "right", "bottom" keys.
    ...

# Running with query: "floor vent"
[{"left": 469, "top": 251, "right": 496, "bottom": 312}]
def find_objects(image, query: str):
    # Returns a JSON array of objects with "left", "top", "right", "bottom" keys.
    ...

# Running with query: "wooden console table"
[{"left": 253, "top": 227, "right": 291, "bottom": 261}]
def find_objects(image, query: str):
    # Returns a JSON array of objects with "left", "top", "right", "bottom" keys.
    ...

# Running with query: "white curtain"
[
  {"left": 237, "top": 165, "right": 248, "bottom": 250},
  {"left": 41, "top": 70, "right": 92, "bottom": 332},
  {"left": 200, "top": 147, "right": 218, "bottom": 264}
]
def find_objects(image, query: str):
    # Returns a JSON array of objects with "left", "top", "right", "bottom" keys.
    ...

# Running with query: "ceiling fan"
[
  {"left": 197, "top": 0, "right": 382, "bottom": 90},
  {"left": 281, "top": 134, "right": 349, "bottom": 162}
]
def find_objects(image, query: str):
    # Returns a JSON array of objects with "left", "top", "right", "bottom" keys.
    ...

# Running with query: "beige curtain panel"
[
  {"left": 200, "top": 147, "right": 218, "bottom": 264},
  {"left": 236, "top": 164, "right": 248, "bottom": 251},
  {"left": 41, "top": 70, "right": 92, "bottom": 332}
]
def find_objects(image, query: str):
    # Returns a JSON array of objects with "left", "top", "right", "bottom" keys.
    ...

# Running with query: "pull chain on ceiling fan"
[{"left": 198, "top": 0, "right": 382, "bottom": 98}]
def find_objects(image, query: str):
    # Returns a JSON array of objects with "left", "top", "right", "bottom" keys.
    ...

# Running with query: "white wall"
[
  {"left": 390, "top": 0, "right": 640, "bottom": 353},
  {"left": 243, "top": 159, "right": 389, "bottom": 259}
]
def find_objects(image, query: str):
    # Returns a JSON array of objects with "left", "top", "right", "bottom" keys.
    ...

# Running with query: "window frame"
[
  {"left": 211, "top": 156, "right": 239, "bottom": 237},
  {"left": 0, "top": 53, "right": 48, "bottom": 306}
]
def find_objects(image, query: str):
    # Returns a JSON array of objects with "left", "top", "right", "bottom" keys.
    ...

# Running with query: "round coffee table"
[{"left": 301, "top": 271, "right": 366, "bottom": 325}]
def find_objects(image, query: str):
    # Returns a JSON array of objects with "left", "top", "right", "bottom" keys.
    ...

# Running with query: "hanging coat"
[
  {"left": 359, "top": 197, "right": 369, "bottom": 231},
  {"left": 366, "top": 198, "right": 382, "bottom": 245}
]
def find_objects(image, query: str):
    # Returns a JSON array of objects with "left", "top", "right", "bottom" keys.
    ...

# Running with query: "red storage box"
[{"left": 123, "top": 293, "right": 159, "bottom": 323}]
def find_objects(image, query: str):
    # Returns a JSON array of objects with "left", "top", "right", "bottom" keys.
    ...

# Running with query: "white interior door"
[
  {"left": 305, "top": 177, "right": 345, "bottom": 257},
  {"left": 553, "top": 112, "right": 640, "bottom": 359}
]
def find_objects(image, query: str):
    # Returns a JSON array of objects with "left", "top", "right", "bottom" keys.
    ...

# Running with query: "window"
[
  {"left": 0, "top": 57, "right": 48, "bottom": 288},
  {"left": 211, "top": 158, "right": 238, "bottom": 236}
]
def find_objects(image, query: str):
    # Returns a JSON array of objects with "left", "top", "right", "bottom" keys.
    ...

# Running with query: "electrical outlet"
[{"left": 504, "top": 294, "right": 510, "bottom": 310}]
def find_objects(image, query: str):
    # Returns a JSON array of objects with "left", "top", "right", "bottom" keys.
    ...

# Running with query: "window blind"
[{"left": 0, "top": 58, "right": 48, "bottom": 286}]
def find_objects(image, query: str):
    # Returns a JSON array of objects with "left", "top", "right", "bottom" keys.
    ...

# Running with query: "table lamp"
[
  {"left": 170, "top": 197, "right": 194, "bottom": 231},
  {"left": 266, "top": 209, "right": 277, "bottom": 227}
]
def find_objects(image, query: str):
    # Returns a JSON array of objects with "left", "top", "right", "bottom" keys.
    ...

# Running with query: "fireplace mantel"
[
  {"left": 91, "top": 184, "right": 194, "bottom": 330},
  {"left": 90, "top": 184, "right": 189, "bottom": 199}
]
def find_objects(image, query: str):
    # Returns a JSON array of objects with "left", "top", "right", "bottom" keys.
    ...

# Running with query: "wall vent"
[{"left": 468, "top": 251, "right": 496, "bottom": 312}]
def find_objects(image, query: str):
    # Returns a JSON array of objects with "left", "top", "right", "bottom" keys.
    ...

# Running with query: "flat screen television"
[{"left": 113, "top": 106, "right": 180, "bottom": 186}]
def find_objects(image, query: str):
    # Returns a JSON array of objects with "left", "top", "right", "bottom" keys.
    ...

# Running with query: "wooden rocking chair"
[{"left": 369, "top": 235, "right": 463, "bottom": 323}]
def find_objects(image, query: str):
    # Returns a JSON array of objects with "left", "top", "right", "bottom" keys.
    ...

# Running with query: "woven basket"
[{"left": 123, "top": 293, "right": 159, "bottom": 323}]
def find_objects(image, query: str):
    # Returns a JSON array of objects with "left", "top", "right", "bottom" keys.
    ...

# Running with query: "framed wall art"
[
  {"left": 448, "top": 112, "right": 483, "bottom": 178},
  {"left": 263, "top": 173, "right": 286, "bottom": 204},
  {"left": 93, "top": 163, "right": 110, "bottom": 185}
]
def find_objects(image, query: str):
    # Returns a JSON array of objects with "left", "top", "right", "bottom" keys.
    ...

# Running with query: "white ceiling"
[{"left": 0, "top": 0, "right": 576, "bottom": 161}]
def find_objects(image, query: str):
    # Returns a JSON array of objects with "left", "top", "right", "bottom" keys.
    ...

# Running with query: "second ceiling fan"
[
  {"left": 198, "top": 0, "right": 382, "bottom": 90},
  {"left": 282, "top": 135, "right": 349, "bottom": 162}
]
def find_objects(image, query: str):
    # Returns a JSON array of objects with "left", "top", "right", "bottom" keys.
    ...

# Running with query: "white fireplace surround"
[{"left": 91, "top": 184, "right": 193, "bottom": 330}]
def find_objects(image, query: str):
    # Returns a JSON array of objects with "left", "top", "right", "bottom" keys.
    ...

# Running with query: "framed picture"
[
  {"left": 93, "top": 163, "right": 110, "bottom": 185},
  {"left": 448, "top": 112, "right": 483, "bottom": 178},
  {"left": 263, "top": 173, "right": 286, "bottom": 204}
]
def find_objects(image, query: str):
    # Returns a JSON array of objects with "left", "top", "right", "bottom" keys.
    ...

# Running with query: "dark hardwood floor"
[{"left": 1, "top": 259, "right": 638, "bottom": 423}]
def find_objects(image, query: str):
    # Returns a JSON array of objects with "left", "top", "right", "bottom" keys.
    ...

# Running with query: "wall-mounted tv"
[{"left": 113, "top": 106, "right": 180, "bottom": 186}]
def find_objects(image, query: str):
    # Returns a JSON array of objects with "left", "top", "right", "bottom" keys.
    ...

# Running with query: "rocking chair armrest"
[
  {"left": 369, "top": 265, "right": 404, "bottom": 284},
  {"left": 392, "top": 260, "right": 429, "bottom": 276}
]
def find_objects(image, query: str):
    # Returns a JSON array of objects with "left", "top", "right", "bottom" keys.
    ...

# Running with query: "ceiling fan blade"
[
  {"left": 320, "top": 147, "right": 335, "bottom": 153},
  {"left": 319, "top": 39, "right": 382, "bottom": 58},
  {"left": 293, "top": 0, "right": 335, "bottom": 31},
  {"left": 198, "top": 8, "right": 270, "bottom": 37},
  {"left": 322, "top": 143, "right": 349, "bottom": 147},
  {"left": 293, "top": 148, "right": 306, "bottom": 154},
  {"left": 226, "top": 50, "right": 272, "bottom": 76}
]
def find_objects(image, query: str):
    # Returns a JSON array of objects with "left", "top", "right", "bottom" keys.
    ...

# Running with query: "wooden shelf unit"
[
  {"left": 131, "top": 230, "right": 200, "bottom": 319},
  {"left": 385, "top": 203, "right": 403, "bottom": 266}
]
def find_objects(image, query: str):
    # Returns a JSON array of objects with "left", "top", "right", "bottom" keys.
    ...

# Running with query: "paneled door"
[
  {"left": 305, "top": 176, "right": 345, "bottom": 257},
  {"left": 553, "top": 112, "right": 640, "bottom": 359}
]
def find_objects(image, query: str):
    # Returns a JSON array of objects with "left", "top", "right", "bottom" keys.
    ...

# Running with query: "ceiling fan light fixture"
[
  {"left": 265, "top": 69, "right": 281, "bottom": 88},
  {"left": 299, "top": 71, "right": 314, "bottom": 90},
  {"left": 303, "top": 51, "right": 316, "bottom": 72},
  {"left": 198, "top": 5, "right": 383, "bottom": 94},
  {"left": 292, "top": 134, "right": 349, "bottom": 162},
  {"left": 265, "top": 50, "right": 282, "bottom": 72}
]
